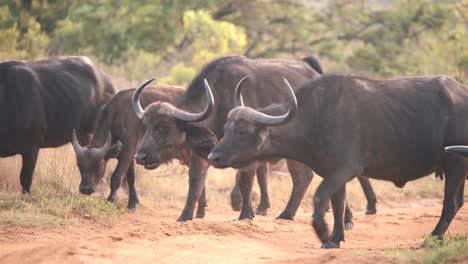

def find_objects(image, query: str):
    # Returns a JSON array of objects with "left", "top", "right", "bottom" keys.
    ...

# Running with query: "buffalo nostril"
[
  {"left": 135, "top": 152, "right": 148, "bottom": 162},
  {"left": 80, "top": 185, "right": 94, "bottom": 195},
  {"left": 207, "top": 152, "right": 221, "bottom": 163}
]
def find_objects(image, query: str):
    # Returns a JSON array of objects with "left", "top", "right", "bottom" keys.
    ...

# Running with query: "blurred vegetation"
[
  {"left": 385, "top": 235, "right": 468, "bottom": 264},
  {"left": 0, "top": 0, "right": 466, "bottom": 87}
]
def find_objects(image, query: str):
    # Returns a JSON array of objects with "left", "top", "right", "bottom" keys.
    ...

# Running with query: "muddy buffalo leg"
[
  {"left": 426, "top": 155, "right": 466, "bottom": 244},
  {"left": 255, "top": 162, "right": 271, "bottom": 215},
  {"left": 196, "top": 187, "right": 207, "bottom": 218},
  {"left": 20, "top": 145, "right": 40, "bottom": 194},
  {"left": 238, "top": 165, "right": 256, "bottom": 220},
  {"left": 276, "top": 160, "right": 313, "bottom": 220},
  {"left": 178, "top": 153, "right": 209, "bottom": 221},
  {"left": 230, "top": 172, "right": 242, "bottom": 211},
  {"left": 357, "top": 176, "right": 377, "bottom": 215}
]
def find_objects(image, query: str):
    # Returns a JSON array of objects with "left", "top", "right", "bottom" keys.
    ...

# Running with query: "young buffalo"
[{"left": 72, "top": 86, "right": 185, "bottom": 210}]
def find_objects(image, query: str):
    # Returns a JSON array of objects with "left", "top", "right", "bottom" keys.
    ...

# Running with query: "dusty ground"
[{"left": 0, "top": 201, "right": 467, "bottom": 264}]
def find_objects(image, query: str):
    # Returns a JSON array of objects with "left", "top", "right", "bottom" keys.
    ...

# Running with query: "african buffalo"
[
  {"left": 131, "top": 55, "right": 377, "bottom": 222},
  {"left": 0, "top": 56, "right": 115, "bottom": 193},
  {"left": 72, "top": 85, "right": 185, "bottom": 210},
  {"left": 208, "top": 73, "right": 467, "bottom": 248}
]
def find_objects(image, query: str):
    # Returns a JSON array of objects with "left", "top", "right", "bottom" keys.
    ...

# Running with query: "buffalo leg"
[
  {"left": 178, "top": 152, "right": 209, "bottom": 222},
  {"left": 428, "top": 155, "right": 466, "bottom": 242},
  {"left": 322, "top": 184, "right": 346, "bottom": 248},
  {"left": 344, "top": 201, "right": 354, "bottom": 230},
  {"left": 238, "top": 165, "right": 256, "bottom": 220},
  {"left": 20, "top": 145, "right": 40, "bottom": 194},
  {"left": 196, "top": 187, "right": 207, "bottom": 218},
  {"left": 357, "top": 176, "right": 377, "bottom": 215},
  {"left": 255, "top": 162, "right": 271, "bottom": 216},
  {"left": 125, "top": 161, "right": 139, "bottom": 211},
  {"left": 108, "top": 145, "right": 137, "bottom": 210},
  {"left": 277, "top": 160, "right": 313, "bottom": 220},
  {"left": 230, "top": 172, "right": 242, "bottom": 211},
  {"left": 312, "top": 171, "right": 353, "bottom": 248}
]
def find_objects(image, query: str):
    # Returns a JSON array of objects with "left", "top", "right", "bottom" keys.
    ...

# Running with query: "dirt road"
[{"left": 0, "top": 202, "right": 467, "bottom": 264}]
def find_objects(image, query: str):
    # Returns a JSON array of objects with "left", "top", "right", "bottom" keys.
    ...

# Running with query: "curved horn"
[
  {"left": 234, "top": 76, "right": 249, "bottom": 107},
  {"left": 72, "top": 129, "right": 83, "bottom": 154},
  {"left": 445, "top": 145, "right": 468, "bottom": 157},
  {"left": 97, "top": 132, "right": 112, "bottom": 154},
  {"left": 247, "top": 78, "right": 297, "bottom": 126},
  {"left": 132, "top": 78, "right": 155, "bottom": 119},
  {"left": 170, "top": 79, "right": 214, "bottom": 122}
]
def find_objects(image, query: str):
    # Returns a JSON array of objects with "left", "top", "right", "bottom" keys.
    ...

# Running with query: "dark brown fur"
[
  {"left": 0, "top": 56, "right": 116, "bottom": 193},
  {"left": 134, "top": 55, "right": 377, "bottom": 222},
  {"left": 73, "top": 86, "right": 185, "bottom": 210},
  {"left": 210, "top": 73, "right": 468, "bottom": 248}
]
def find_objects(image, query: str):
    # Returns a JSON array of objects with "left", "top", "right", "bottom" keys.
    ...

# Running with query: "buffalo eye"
[
  {"left": 155, "top": 125, "right": 170, "bottom": 135},
  {"left": 236, "top": 129, "right": 248, "bottom": 136}
]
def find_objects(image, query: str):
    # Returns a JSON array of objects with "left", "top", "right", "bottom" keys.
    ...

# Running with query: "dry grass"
[{"left": 0, "top": 144, "right": 467, "bottom": 226}]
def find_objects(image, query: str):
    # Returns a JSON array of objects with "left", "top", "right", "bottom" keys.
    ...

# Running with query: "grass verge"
[
  {"left": 385, "top": 235, "right": 468, "bottom": 264},
  {"left": 0, "top": 185, "right": 120, "bottom": 226}
]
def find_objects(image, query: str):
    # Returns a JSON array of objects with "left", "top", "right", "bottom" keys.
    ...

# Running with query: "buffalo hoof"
[
  {"left": 255, "top": 206, "right": 269, "bottom": 216},
  {"left": 276, "top": 211, "right": 294, "bottom": 220},
  {"left": 321, "top": 242, "right": 340, "bottom": 249},
  {"left": 365, "top": 205, "right": 377, "bottom": 215},
  {"left": 195, "top": 211, "right": 205, "bottom": 219},
  {"left": 107, "top": 194, "right": 116, "bottom": 204},
  {"left": 238, "top": 209, "right": 255, "bottom": 220},
  {"left": 177, "top": 215, "right": 193, "bottom": 222},
  {"left": 127, "top": 202, "right": 137, "bottom": 212},
  {"left": 420, "top": 235, "right": 442, "bottom": 248},
  {"left": 313, "top": 221, "right": 330, "bottom": 244},
  {"left": 344, "top": 222, "right": 354, "bottom": 230},
  {"left": 177, "top": 211, "right": 194, "bottom": 222},
  {"left": 127, "top": 196, "right": 139, "bottom": 212},
  {"left": 365, "top": 209, "right": 377, "bottom": 215}
]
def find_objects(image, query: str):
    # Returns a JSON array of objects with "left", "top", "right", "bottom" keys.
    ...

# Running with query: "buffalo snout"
[
  {"left": 79, "top": 184, "right": 94, "bottom": 195},
  {"left": 134, "top": 151, "right": 148, "bottom": 164},
  {"left": 207, "top": 150, "right": 229, "bottom": 168}
]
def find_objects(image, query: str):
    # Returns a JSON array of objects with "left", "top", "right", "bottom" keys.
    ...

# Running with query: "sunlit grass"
[
  {"left": 0, "top": 185, "right": 119, "bottom": 226},
  {"left": 385, "top": 235, "right": 468, "bottom": 264}
]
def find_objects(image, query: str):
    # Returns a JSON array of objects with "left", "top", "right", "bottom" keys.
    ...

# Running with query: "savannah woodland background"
[{"left": 1, "top": 0, "right": 468, "bottom": 263}]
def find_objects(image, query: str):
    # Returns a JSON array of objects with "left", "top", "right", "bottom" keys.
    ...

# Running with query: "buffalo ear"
[
  {"left": 105, "top": 141, "right": 123, "bottom": 159},
  {"left": 256, "top": 128, "right": 270, "bottom": 152},
  {"left": 184, "top": 124, "right": 218, "bottom": 158}
]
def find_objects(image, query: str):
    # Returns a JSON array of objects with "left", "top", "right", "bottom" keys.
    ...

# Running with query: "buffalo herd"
[{"left": 0, "top": 55, "right": 466, "bottom": 248}]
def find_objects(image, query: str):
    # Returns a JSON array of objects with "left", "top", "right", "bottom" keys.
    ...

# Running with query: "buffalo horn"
[
  {"left": 132, "top": 78, "right": 155, "bottom": 119},
  {"left": 72, "top": 129, "right": 83, "bottom": 154},
  {"left": 234, "top": 76, "right": 249, "bottom": 107},
  {"left": 246, "top": 78, "right": 297, "bottom": 126},
  {"left": 169, "top": 79, "right": 214, "bottom": 122}
]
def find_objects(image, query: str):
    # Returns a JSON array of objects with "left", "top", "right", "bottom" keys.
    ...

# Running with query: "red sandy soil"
[{"left": 0, "top": 202, "right": 467, "bottom": 264}]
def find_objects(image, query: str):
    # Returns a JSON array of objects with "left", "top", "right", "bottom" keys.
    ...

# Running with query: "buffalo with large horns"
[
  {"left": 209, "top": 73, "right": 468, "bottom": 248},
  {"left": 131, "top": 55, "right": 378, "bottom": 223}
]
